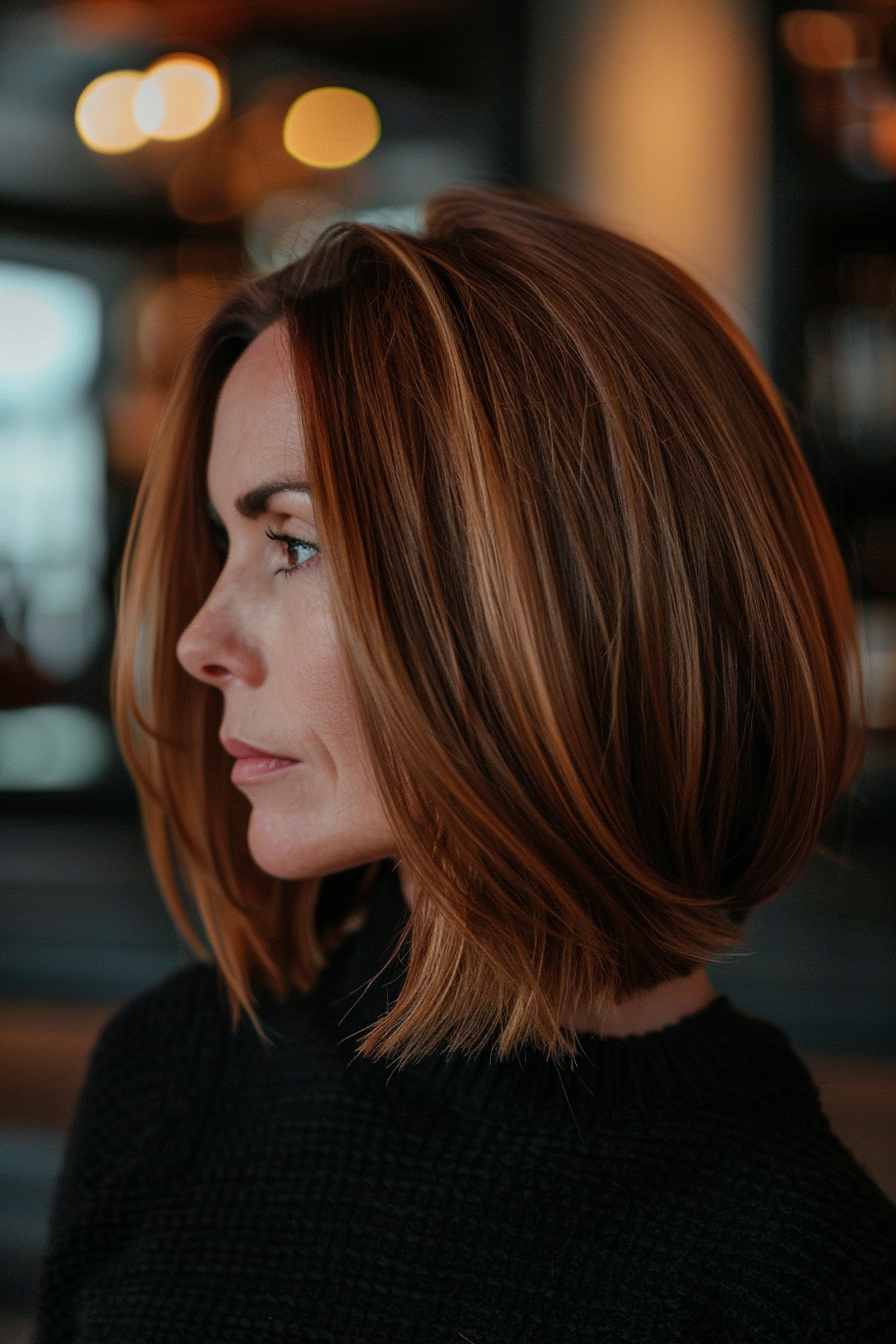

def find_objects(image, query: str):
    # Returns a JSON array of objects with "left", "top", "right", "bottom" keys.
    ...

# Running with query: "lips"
[{"left": 220, "top": 737, "right": 300, "bottom": 786}]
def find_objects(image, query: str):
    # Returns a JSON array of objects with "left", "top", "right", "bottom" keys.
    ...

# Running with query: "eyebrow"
[{"left": 234, "top": 479, "right": 311, "bottom": 520}]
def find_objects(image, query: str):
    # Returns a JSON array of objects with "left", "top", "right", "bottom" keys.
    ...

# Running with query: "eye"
[{"left": 264, "top": 527, "right": 320, "bottom": 576}]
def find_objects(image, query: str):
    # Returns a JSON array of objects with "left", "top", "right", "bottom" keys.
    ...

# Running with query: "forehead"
[{"left": 207, "top": 322, "right": 305, "bottom": 503}]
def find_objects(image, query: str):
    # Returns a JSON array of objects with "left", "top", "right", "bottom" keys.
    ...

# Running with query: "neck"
[
  {"left": 572, "top": 966, "right": 718, "bottom": 1038},
  {"left": 395, "top": 863, "right": 718, "bottom": 1041}
]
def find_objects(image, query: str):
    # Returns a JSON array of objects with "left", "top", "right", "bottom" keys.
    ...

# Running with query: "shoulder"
[
  {"left": 36, "top": 967, "right": 235, "bottom": 1338},
  {"left": 89, "top": 960, "right": 230, "bottom": 1075},
  {"left": 806, "top": 1242, "right": 896, "bottom": 1343},
  {"left": 87, "top": 961, "right": 231, "bottom": 1101},
  {"left": 582, "top": 997, "right": 896, "bottom": 1337},
  {"left": 62, "top": 962, "right": 232, "bottom": 1191},
  {"left": 682, "top": 1009, "right": 896, "bottom": 1339},
  {"left": 714, "top": 1097, "right": 896, "bottom": 1266},
  {"left": 701, "top": 1005, "right": 896, "bottom": 1234}
]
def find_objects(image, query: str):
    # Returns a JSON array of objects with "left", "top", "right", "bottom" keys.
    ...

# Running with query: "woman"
[{"left": 37, "top": 190, "right": 895, "bottom": 1341}]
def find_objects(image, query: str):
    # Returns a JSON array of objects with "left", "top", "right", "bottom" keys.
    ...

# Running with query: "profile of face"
[{"left": 176, "top": 322, "right": 397, "bottom": 882}]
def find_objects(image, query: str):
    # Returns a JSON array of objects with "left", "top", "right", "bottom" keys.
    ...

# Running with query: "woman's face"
[{"left": 176, "top": 322, "right": 398, "bottom": 881}]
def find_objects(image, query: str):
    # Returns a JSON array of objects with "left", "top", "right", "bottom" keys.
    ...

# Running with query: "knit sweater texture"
[{"left": 35, "top": 865, "right": 896, "bottom": 1343}]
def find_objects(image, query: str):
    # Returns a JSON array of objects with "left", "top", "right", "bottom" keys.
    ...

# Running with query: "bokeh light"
[
  {"left": 283, "top": 86, "right": 381, "bottom": 169},
  {"left": 779, "top": 11, "right": 858, "bottom": 72},
  {"left": 0, "top": 291, "right": 65, "bottom": 380},
  {"left": 134, "top": 55, "right": 222, "bottom": 141},
  {"left": 74, "top": 69, "right": 147, "bottom": 154},
  {"left": 0, "top": 262, "right": 102, "bottom": 410},
  {"left": 0, "top": 262, "right": 107, "bottom": 686},
  {"left": 0, "top": 706, "right": 112, "bottom": 790},
  {"left": 76, "top": 56, "right": 222, "bottom": 154}
]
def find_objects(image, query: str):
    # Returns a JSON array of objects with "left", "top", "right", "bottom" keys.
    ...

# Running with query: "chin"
[
  {"left": 245, "top": 805, "right": 391, "bottom": 882},
  {"left": 246, "top": 807, "right": 324, "bottom": 880}
]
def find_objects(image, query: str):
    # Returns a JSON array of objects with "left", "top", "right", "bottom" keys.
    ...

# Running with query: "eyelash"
[{"left": 264, "top": 527, "right": 320, "bottom": 576}]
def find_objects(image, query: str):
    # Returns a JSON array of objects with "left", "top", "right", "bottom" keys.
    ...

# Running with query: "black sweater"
[{"left": 36, "top": 865, "right": 896, "bottom": 1343}]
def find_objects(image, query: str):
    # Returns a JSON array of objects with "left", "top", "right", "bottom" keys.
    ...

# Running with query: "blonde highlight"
[{"left": 112, "top": 189, "right": 863, "bottom": 1063}]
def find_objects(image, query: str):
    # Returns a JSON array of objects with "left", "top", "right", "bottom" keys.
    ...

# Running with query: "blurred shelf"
[
  {"left": 0, "top": 1129, "right": 65, "bottom": 1305},
  {"left": 0, "top": 194, "right": 186, "bottom": 248},
  {"left": 0, "top": 815, "right": 192, "bottom": 1003},
  {"left": 0, "top": 1003, "right": 113, "bottom": 1129}
]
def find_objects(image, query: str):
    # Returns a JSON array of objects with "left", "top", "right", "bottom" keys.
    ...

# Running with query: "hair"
[{"left": 112, "top": 188, "right": 863, "bottom": 1063}]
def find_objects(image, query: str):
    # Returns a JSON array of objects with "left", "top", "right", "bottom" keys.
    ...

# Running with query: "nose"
[{"left": 176, "top": 581, "right": 265, "bottom": 689}]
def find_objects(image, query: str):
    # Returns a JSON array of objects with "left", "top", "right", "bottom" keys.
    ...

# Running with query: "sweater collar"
[{"left": 322, "top": 862, "right": 815, "bottom": 1122}]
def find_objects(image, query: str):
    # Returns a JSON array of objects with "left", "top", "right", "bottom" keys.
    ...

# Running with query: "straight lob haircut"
[{"left": 113, "top": 189, "right": 862, "bottom": 1062}]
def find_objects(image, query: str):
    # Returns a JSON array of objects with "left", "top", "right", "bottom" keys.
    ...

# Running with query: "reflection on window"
[
  {"left": 0, "top": 260, "right": 108, "bottom": 788},
  {"left": 0, "top": 262, "right": 101, "bottom": 410},
  {"left": 0, "top": 705, "right": 112, "bottom": 789}
]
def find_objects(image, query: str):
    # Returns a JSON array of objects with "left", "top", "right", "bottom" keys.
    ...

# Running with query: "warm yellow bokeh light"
[
  {"left": 779, "top": 10, "right": 857, "bottom": 71},
  {"left": 283, "top": 86, "right": 380, "bottom": 169},
  {"left": 134, "top": 55, "right": 222, "bottom": 141},
  {"left": 75, "top": 69, "right": 148, "bottom": 153}
]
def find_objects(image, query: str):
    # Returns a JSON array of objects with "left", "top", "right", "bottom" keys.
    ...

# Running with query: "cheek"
[
  {"left": 242, "top": 589, "right": 395, "bottom": 879},
  {"left": 246, "top": 810, "right": 382, "bottom": 878},
  {"left": 268, "top": 593, "right": 363, "bottom": 768}
]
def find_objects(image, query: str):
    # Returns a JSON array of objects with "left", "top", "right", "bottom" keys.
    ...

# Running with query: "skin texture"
[
  {"left": 176, "top": 322, "right": 717, "bottom": 1039},
  {"left": 176, "top": 324, "right": 397, "bottom": 883}
]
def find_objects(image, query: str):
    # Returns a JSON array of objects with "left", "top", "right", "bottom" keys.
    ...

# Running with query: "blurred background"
[{"left": 0, "top": 0, "right": 895, "bottom": 1333}]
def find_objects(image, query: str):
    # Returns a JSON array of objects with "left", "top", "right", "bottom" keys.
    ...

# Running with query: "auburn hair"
[{"left": 113, "top": 188, "right": 862, "bottom": 1062}]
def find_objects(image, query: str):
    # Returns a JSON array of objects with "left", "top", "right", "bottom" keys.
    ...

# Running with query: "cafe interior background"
[{"left": 1, "top": 0, "right": 895, "bottom": 1332}]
